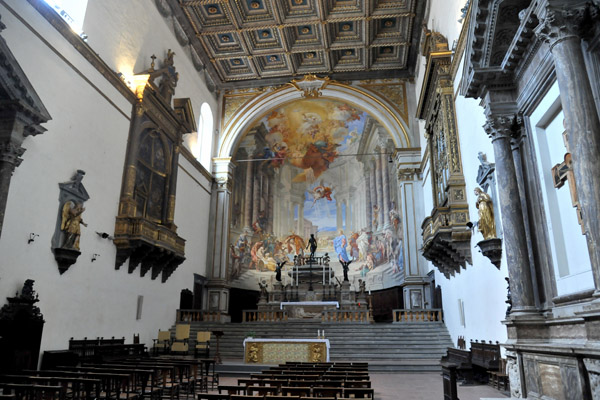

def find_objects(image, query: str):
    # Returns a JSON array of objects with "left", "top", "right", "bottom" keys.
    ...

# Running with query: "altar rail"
[
  {"left": 321, "top": 309, "right": 371, "bottom": 323},
  {"left": 176, "top": 309, "right": 222, "bottom": 322},
  {"left": 392, "top": 308, "right": 443, "bottom": 322},
  {"left": 243, "top": 310, "right": 288, "bottom": 322}
]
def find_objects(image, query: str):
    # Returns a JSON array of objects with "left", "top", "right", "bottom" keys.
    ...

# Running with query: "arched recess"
[{"left": 217, "top": 80, "right": 413, "bottom": 159}]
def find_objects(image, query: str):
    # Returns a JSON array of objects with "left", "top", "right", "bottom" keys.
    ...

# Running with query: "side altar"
[{"left": 256, "top": 254, "right": 370, "bottom": 321}]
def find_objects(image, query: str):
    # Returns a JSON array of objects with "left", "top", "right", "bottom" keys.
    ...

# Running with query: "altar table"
[{"left": 243, "top": 338, "right": 330, "bottom": 364}]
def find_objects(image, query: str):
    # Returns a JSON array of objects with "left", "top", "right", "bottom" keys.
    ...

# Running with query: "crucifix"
[{"left": 551, "top": 125, "right": 584, "bottom": 233}]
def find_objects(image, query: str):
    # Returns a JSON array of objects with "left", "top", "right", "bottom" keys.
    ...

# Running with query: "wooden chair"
[
  {"left": 344, "top": 381, "right": 371, "bottom": 388},
  {"left": 153, "top": 330, "right": 172, "bottom": 355},
  {"left": 265, "top": 396, "right": 300, "bottom": 400},
  {"left": 489, "top": 358, "right": 509, "bottom": 391},
  {"left": 171, "top": 325, "right": 191, "bottom": 354},
  {"left": 194, "top": 332, "right": 211, "bottom": 358},
  {"left": 230, "top": 396, "right": 265, "bottom": 400}
]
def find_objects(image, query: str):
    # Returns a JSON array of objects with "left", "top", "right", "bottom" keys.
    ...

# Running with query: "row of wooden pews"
[
  {"left": 0, "top": 356, "right": 217, "bottom": 400},
  {"left": 440, "top": 340, "right": 507, "bottom": 400},
  {"left": 199, "top": 362, "right": 374, "bottom": 400}
]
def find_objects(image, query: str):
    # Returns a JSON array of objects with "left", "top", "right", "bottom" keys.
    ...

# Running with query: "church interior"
[{"left": 1, "top": 0, "right": 599, "bottom": 399}]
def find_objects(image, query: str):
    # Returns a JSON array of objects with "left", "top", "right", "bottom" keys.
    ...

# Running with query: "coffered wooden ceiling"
[{"left": 170, "top": 0, "right": 425, "bottom": 89}]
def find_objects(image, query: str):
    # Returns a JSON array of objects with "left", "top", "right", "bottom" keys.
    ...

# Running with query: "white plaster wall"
[
  {"left": 83, "top": 0, "right": 218, "bottom": 172},
  {"left": 415, "top": 0, "right": 509, "bottom": 349},
  {"left": 0, "top": 0, "right": 213, "bottom": 354}
]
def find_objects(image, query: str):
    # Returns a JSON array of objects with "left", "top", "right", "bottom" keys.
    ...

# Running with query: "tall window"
[
  {"left": 198, "top": 103, "right": 214, "bottom": 170},
  {"left": 44, "top": 0, "right": 88, "bottom": 35}
]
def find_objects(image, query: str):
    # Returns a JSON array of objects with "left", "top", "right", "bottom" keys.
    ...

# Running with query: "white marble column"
[{"left": 536, "top": 4, "right": 600, "bottom": 296}]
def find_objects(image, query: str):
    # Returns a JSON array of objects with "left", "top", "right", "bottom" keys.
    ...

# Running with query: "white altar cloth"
[{"left": 279, "top": 301, "right": 340, "bottom": 310}]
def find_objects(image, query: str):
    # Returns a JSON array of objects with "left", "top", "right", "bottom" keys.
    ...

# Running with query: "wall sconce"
[
  {"left": 28, "top": 233, "right": 39, "bottom": 244},
  {"left": 96, "top": 231, "right": 114, "bottom": 240},
  {"left": 388, "top": 154, "right": 393, "bottom": 163},
  {"left": 91, "top": 254, "right": 100, "bottom": 262}
]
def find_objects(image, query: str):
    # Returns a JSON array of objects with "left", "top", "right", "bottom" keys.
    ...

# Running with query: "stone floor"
[{"left": 215, "top": 373, "right": 509, "bottom": 400}]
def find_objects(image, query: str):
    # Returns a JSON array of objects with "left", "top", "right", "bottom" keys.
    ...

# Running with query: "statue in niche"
[
  {"left": 60, "top": 201, "right": 88, "bottom": 250},
  {"left": 474, "top": 187, "right": 496, "bottom": 240},
  {"left": 51, "top": 170, "right": 90, "bottom": 274}
]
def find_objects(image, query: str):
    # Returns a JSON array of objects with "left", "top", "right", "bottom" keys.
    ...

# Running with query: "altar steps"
[{"left": 177, "top": 321, "right": 452, "bottom": 373}]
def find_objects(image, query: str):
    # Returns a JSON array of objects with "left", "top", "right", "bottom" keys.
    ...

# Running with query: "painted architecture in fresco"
[{"left": 228, "top": 98, "right": 403, "bottom": 291}]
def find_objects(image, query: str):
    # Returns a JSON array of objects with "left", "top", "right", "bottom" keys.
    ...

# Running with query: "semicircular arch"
[{"left": 217, "top": 82, "right": 413, "bottom": 159}]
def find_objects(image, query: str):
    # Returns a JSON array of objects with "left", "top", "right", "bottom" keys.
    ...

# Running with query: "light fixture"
[
  {"left": 28, "top": 233, "right": 39, "bottom": 244},
  {"left": 91, "top": 254, "right": 100, "bottom": 262},
  {"left": 388, "top": 154, "right": 393, "bottom": 163}
]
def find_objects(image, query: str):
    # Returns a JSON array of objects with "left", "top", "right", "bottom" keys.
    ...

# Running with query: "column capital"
[
  {"left": 534, "top": 4, "right": 591, "bottom": 48},
  {"left": 0, "top": 141, "right": 25, "bottom": 172},
  {"left": 213, "top": 157, "right": 235, "bottom": 191},
  {"left": 483, "top": 114, "right": 517, "bottom": 141}
]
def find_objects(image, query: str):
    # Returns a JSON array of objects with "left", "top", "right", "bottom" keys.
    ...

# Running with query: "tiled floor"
[{"left": 214, "top": 373, "right": 509, "bottom": 400}]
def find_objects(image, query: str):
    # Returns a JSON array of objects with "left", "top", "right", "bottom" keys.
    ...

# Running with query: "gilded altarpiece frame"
[
  {"left": 417, "top": 30, "right": 471, "bottom": 278},
  {"left": 113, "top": 85, "right": 187, "bottom": 282}
]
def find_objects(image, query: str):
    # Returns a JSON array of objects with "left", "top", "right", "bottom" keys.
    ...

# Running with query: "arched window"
[
  {"left": 198, "top": 102, "right": 214, "bottom": 170},
  {"left": 44, "top": 0, "right": 88, "bottom": 35}
]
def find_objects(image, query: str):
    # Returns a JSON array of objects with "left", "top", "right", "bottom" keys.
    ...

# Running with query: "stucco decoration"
[
  {"left": 228, "top": 98, "right": 404, "bottom": 292},
  {"left": 506, "top": 350, "right": 522, "bottom": 398}
]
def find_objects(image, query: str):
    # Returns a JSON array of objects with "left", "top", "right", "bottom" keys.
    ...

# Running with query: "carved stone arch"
[{"left": 217, "top": 79, "right": 413, "bottom": 159}]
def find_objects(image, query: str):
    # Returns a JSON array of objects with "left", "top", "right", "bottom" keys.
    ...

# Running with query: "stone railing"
[
  {"left": 176, "top": 309, "right": 222, "bottom": 322},
  {"left": 322, "top": 309, "right": 371, "bottom": 323},
  {"left": 242, "top": 310, "right": 288, "bottom": 322},
  {"left": 393, "top": 308, "right": 443, "bottom": 323}
]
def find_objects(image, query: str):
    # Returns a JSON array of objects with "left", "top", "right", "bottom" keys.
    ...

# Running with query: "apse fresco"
[{"left": 228, "top": 98, "right": 404, "bottom": 291}]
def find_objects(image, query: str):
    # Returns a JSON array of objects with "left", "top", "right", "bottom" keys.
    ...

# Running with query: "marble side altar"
[{"left": 244, "top": 338, "right": 330, "bottom": 364}]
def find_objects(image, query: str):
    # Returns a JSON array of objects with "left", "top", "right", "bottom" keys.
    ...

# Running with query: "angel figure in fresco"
[
  {"left": 309, "top": 181, "right": 334, "bottom": 207},
  {"left": 357, "top": 230, "right": 370, "bottom": 261},
  {"left": 291, "top": 142, "right": 340, "bottom": 183},
  {"left": 61, "top": 201, "right": 88, "bottom": 250},
  {"left": 333, "top": 230, "right": 350, "bottom": 263}
]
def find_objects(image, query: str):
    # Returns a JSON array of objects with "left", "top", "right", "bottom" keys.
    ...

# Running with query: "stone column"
[
  {"left": 243, "top": 156, "right": 254, "bottom": 228},
  {"left": 298, "top": 202, "right": 304, "bottom": 236},
  {"left": 205, "top": 158, "right": 235, "bottom": 320},
  {"left": 336, "top": 201, "right": 343, "bottom": 232},
  {"left": 484, "top": 114, "right": 537, "bottom": 315},
  {"left": 364, "top": 165, "right": 372, "bottom": 231},
  {"left": 536, "top": 4, "right": 600, "bottom": 295},
  {"left": 252, "top": 169, "right": 260, "bottom": 227},
  {"left": 380, "top": 149, "right": 391, "bottom": 228},
  {"left": 375, "top": 156, "right": 384, "bottom": 231}
]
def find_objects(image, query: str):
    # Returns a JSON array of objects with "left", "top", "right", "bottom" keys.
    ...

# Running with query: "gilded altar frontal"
[{"left": 228, "top": 97, "right": 404, "bottom": 292}]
